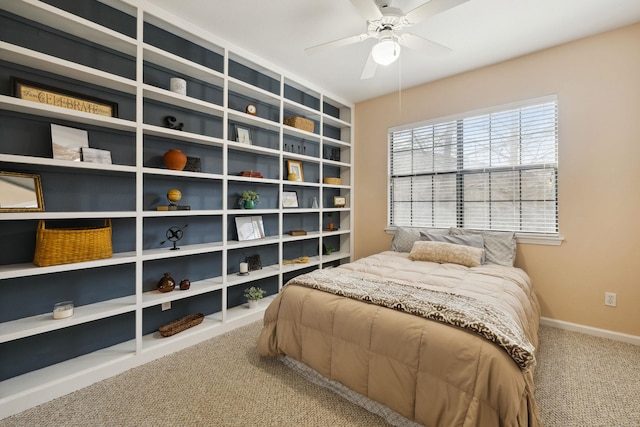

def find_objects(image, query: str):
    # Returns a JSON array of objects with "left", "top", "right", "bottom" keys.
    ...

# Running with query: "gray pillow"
[
  {"left": 449, "top": 228, "right": 517, "bottom": 267},
  {"left": 420, "top": 231, "right": 486, "bottom": 264},
  {"left": 391, "top": 226, "right": 449, "bottom": 252}
]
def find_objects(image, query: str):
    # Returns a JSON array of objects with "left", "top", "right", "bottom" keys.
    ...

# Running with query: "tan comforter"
[{"left": 258, "top": 251, "right": 542, "bottom": 427}]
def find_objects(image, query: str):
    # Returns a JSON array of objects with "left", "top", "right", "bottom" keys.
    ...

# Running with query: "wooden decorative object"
[{"left": 158, "top": 313, "right": 204, "bottom": 337}]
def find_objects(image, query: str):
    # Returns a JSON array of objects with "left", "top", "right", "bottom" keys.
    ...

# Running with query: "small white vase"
[
  {"left": 170, "top": 78, "right": 187, "bottom": 95},
  {"left": 248, "top": 300, "right": 259, "bottom": 309}
]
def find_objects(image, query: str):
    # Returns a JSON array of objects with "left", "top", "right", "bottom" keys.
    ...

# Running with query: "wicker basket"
[
  {"left": 323, "top": 177, "right": 342, "bottom": 185},
  {"left": 284, "top": 116, "right": 314, "bottom": 133},
  {"left": 159, "top": 313, "right": 205, "bottom": 337},
  {"left": 33, "top": 219, "right": 113, "bottom": 267}
]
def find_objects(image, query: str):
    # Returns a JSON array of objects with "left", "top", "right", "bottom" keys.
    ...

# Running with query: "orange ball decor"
[
  {"left": 167, "top": 188, "right": 182, "bottom": 204},
  {"left": 163, "top": 149, "right": 187, "bottom": 171}
]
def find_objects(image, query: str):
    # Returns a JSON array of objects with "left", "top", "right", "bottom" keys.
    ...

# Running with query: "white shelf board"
[
  {"left": 0, "top": 211, "right": 135, "bottom": 221},
  {"left": 142, "top": 43, "right": 224, "bottom": 85},
  {"left": 0, "top": 95, "right": 136, "bottom": 132},
  {"left": 0, "top": 340, "right": 135, "bottom": 401},
  {"left": 281, "top": 256, "right": 321, "bottom": 273},
  {"left": 225, "top": 294, "right": 277, "bottom": 323},
  {"left": 141, "top": 278, "right": 224, "bottom": 308},
  {"left": 322, "top": 136, "right": 351, "bottom": 148},
  {"left": 227, "top": 76, "right": 281, "bottom": 105},
  {"left": 140, "top": 314, "right": 223, "bottom": 353},
  {"left": 227, "top": 109, "right": 281, "bottom": 133},
  {"left": 0, "top": 42, "right": 136, "bottom": 94},
  {"left": 141, "top": 242, "right": 225, "bottom": 261},
  {"left": 323, "top": 113, "right": 351, "bottom": 129},
  {"left": 0, "top": 153, "right": 136, "bottom": 174},
  {"left": 281, "top": 231, "right": 321, "bottom": 242},
  {"left": 143, "top": 84, "right": 224, "bottom": 117},
  {"left": 142, "top": 124, "right": 225, "bottom": 147},
  {"left": 0, "top": 296, "right": 136, "bottom": 343},
  {"left": 226, "top": 265, "right": 280, "bottom": 285},
  {"left": 142, "top": 209, "right": 224, "bottom": 218},
  {"left": 0, "top": 0, "right": 137, "bottom": 57},
  {"left": 141, "top": 167, "right": 224, "bottom": 181},
  {"left": 0, "top": 251, "right": 137, "bottom": 280}
]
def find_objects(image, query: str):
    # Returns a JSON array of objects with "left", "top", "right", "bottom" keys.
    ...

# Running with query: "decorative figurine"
[
  {"left": 157, "top": 272, "right": 175, "bottom": 293},
  {"left": 160, "top": 224, "right": 188, "bottom": 250}
]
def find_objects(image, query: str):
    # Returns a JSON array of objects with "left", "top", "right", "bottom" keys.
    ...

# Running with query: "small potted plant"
[
  {"left": 239, "top": 190, "right": 259, "bottom": 209},
  {"left": 244, "top": 286, "right": 265, "bottom": 309},
  {"left": 326, "top": 212, "right": 335, "bottom": 230},
  {"left": 323, "top": 244, "right": 337, "bottom": 255}
]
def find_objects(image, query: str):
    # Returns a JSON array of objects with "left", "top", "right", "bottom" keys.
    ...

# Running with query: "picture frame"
[
  {"left": 286, "top": 160, "right": 304, "bottom": 182},
  {"left": 246, "top": 254, "right": 262, "bottom": 271},
  {"left": 0, "top": 171, "right": 45, "bottom": 212},
  {"left": 81, "top": 147, "right": 112, "bottom": 164},
  {"left": 235, "top": 125, "right": 252, "bottom": 144},
  {"left": 12, "top": 77, "right": 118, "bottom": 117},
  {"left": 235, "top": 216, "right": 265, "bottom": 241},
  {"left": 51, "top": 124, "right": 89, "bottom": 162},
  {"left": 334, "top": 195, "right": 347, "bottom": 207},
  {"left": 281, "top": 191, "right": 299, "bottom": 208}
]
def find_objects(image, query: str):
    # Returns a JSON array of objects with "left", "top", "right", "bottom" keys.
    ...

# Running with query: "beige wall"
[{"left": 353, "top": 23, "right": 640, "bottom": 336}]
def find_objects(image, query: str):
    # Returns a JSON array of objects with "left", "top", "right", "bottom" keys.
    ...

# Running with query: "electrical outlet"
[
  {"left": 604, "top": 292, "right": 617, "bottom": 307},
  {"left": 161, "top": 301, "right": 171, "bottom": 311}
]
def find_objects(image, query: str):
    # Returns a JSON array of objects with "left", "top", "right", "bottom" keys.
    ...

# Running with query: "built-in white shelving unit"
[{"left": 0, "top": 0, "right": 353, "bottom": 418}]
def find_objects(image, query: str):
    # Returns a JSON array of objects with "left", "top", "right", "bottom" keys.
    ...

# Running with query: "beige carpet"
[{"left": 2, "top": 321, "right": 639, "bottom": 426}]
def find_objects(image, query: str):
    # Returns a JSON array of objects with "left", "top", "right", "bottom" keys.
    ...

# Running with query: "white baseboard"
[{"left": 540, "top": 317, "right": 640, "bottom": 346}]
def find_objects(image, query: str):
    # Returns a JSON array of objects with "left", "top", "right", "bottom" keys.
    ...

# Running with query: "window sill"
[{"left": 385, "top": 227, "right": 564, "bottom": 246}]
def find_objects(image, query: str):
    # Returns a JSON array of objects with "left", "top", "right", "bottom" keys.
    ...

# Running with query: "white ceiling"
[{"left": 146, "top": 0, "right": 640, "bottom": 104}]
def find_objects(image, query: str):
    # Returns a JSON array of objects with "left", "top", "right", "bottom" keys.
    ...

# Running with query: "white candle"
[
  {"left": 239, "top": 262, "right": 249, "bottom": 273},
  {"left": 170, "top": 78, "right": 187, "bottom": 95},
  {"left": 53, "top": 302, "right": 74, "bottom": 319}
]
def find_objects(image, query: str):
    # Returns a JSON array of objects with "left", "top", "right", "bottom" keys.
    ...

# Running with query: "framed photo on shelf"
[
  {"left": 235, "top": 125, "right": 252, "bottom": 144},
  {"left": 50, "top": 124, "right": 89, "bottom": 162},
  {"left": 281, "top": 191, "right": 299, "bottom": 208},
  {"left": 246, "top": 254, "right": 262, "bottom": 271},
  {"left": 81, "top": 147, "right": 112, "bottom": 164},
  {"left": 286, "top": 160, "right": 304, "bottom": 182},
  {"left": 235, "top": 216, "right": 265, "bottom": 241},
  {"left": 334, "top": 196, "right": 347, "bottom": 207}
]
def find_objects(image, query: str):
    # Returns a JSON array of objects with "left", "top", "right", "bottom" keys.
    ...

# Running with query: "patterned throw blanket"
[{"left": 287, "top": 270, "right": 536, "bottom": 371}]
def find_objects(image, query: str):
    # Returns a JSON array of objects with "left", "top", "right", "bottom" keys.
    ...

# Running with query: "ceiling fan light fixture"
[{"left": 371, "top": 37, "right": 401, "bottom": 65}]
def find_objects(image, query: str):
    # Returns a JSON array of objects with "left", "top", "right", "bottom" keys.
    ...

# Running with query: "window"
[{"left": 389, "top": 96, "right": 558, "bottom": 235}]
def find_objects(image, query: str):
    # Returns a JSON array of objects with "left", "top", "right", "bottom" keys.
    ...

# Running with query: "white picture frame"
[
  {"left": 281, "top": 191, "right": 299, "bottom": 208},
  {"left": 51, "top": 124, "right": 89, "bottom": 161},
  {"left": 235, "top": 216, "right": 265, "bottom": 241},
  {"left": 81, "top": 147, "right": 112, "bottom": 164},
  {"left": 235, "top": 126, "right": 252, "bottom": 144}
]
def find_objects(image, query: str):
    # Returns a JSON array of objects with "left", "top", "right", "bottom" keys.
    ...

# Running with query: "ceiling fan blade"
[
  {"left": 360, "top": 51, "right": 378, "bottom": 79},
  {"left": 404, "top": 0, "right": 469, "bottom": 25},
  {"left": 399, "top": 33, "right": 451, "bottom": 55},
  {"left": 348, "top": 0, "right": 383, "bottom": 21},
  {"left": 305, "top": 33, "right": 370, "bottom": 55}
]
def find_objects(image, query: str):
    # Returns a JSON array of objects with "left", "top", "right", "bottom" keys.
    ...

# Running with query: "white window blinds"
[{"left": 389, "top": 96, "right": 558, "bottom": 235}]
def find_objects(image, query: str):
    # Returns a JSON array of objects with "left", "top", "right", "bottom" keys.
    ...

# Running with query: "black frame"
[{"left": 11, "top": 77, "right": 118, "bottom": 118}]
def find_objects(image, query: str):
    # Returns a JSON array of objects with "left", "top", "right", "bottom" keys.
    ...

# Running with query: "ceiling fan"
[{"left": 305, "top": 0, "right": 469, "bottom": 79}]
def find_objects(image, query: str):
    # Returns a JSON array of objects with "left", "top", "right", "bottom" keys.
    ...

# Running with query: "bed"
[{"left": 258, "top": 228, "right": 542, "bottom": 427}]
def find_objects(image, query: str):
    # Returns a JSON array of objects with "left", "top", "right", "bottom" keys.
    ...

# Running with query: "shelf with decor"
[
  {"left": 0, "top": 295, "right": 137, "bottom": 344},
  {"left": 0, "top": 0, "right": 353, "bottom": 418}
]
